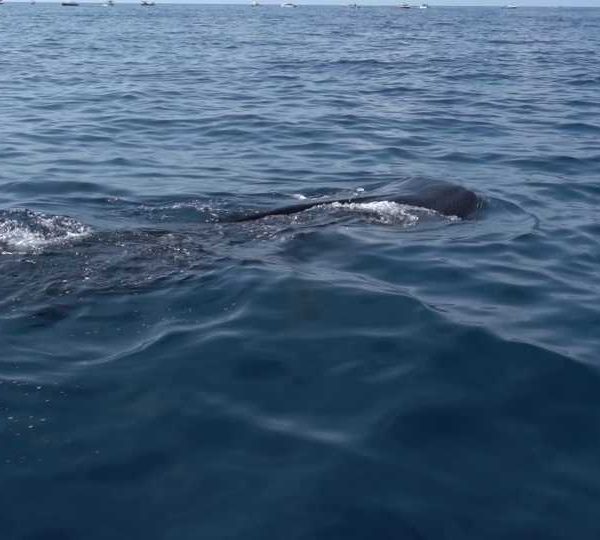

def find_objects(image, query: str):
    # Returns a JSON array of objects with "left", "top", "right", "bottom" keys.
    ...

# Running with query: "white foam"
[
  {"left": 0, "top": 209, "right": 92, "bottom": 253},
  {"left": 327, "top": 200, "right": 438, "bottom": 225}
]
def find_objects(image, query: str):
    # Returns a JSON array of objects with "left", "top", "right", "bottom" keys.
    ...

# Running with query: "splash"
[{"left": 0, "top": 209, "right": 92, "bottom": 254}]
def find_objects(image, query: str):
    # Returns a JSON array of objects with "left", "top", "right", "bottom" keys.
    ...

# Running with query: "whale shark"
[{"left": 227, "top": 181, "right": 481, "bottom": 223}]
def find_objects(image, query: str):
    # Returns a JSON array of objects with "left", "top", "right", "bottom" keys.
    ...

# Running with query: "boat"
[
  {"left": 104, "top": 0, "right": 114, "bottom": 5},
  {"left": 398, "top": 3, "right": 411, "bottom": 8},
  {"left": 504, "top": 4, "right": 517, "bottom": 7},
  {"left": 251, "top": 0, "right": 259, "bottom": 5},
  {"left": 280, "top": 1, "right": 297, "bottom": 7},
  {"left": 348, "top": 2, "right": 359, "bottom": 7},
  {"left": 141, "top": 0, "right": 155, "bottom": 5},
  {"left": 419, "top": 3, "right": 428, "bottom": 8},
  {"left": 61, "top": 0, "right": 79, "bottom": 6}
]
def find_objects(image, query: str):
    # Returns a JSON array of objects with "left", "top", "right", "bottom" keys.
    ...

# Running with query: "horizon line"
[{"left": 6, "top": 1, "right": 600, "bottom": 5}]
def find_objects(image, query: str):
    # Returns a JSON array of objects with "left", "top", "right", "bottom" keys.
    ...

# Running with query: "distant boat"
[
  {"left": 0, "top": 0, "right": 6, "bottom": 4},
  {"left": 141, "top": 0, "right": 155, "bottom": 5},
  {"left": 348, "top": 2, "right": 360, "bottom": 7},
  {"left": 61, "top": 0, "right": 79, "bottom": 5},
  {"left": 251, "top": 0, "right": 259, "bottom": 6},
  {"left": 504, "top": 4, "right": 517, "bottom": 7},
  {"left": 419, "top": 3, "right": 429, "bottom": 8},
  {"left": 104, "top": 0, "right": 114, "bottom": 5},
  {"left": 398, "top": 3, "right": 411, "bottom": 8},
  {"left": 280, "top": 1, "right": 297, "bottom": 7}
]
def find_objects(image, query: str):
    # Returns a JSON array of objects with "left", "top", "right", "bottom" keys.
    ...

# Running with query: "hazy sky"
[
  {"left": 127, "top": 1, "right": 599, "bottom": 4},
  {"left": 133, "top": 1, "right": 599, "bottom": 5},
  {"left": 173, "top": 1, "right": 599, "bottom": 3},
  {"left": 140, "top": 0, "right": 598, "bottom": 4},
  {"left": 13, "top": 0, "right": 600, "bottom": 5}
]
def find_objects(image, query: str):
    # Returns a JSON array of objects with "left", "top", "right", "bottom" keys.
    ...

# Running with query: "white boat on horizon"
[
  {"left": 419, "top": 3, "right": 429, "bottom": 8},
  {"left": 504, "top": 4, "right": 517, "bottom": 7},
  {"left": 281, "top": 1, "right": 297, "bottom": 7},
  {"left": 398, "top": 3, "right": 411, "bottom": 8},
  {"left": 251, "top": 0, "right": 260, "bottom": 6},
  {"left": 141, "top": 0, "right": 155, "bottom": 5}
]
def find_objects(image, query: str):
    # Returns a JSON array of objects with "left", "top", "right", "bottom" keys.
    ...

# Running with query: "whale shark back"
[{"left": 228, "top": 182, "right": 481, "bottom": 223}]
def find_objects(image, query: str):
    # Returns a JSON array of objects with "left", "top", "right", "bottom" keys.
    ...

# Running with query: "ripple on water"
[{"left": 2, "top": 5, "right": 600, "bottom": 540}]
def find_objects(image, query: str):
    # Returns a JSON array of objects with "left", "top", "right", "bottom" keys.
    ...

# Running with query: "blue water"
[{"left": 1, "top": 3, "right": 600, "bottom": 539}]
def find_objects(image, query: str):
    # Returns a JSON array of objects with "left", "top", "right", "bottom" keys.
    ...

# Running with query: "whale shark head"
[{"left": 409, "top": 183, "right": 481, "bottom": 219}]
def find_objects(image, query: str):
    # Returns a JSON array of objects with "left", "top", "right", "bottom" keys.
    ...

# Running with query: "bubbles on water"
[
  {"left": 326, "top": 200, "right": 445, "bottom": 225},
  {"left": 0, "top": 209, "right": 91, "bottom": 254}
]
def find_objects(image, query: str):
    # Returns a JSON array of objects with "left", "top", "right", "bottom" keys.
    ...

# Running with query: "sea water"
[{"left": 1, "top": 4, "right": 600, "bottom": 539}]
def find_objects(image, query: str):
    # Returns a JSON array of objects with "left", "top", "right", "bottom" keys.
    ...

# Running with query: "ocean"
[{"left": 1, "top": 3, "right": 600, "bottom": 539}]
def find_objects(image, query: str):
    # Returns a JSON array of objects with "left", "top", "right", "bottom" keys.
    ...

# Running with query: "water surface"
[{"left": 1, "top": 4, "right": 600, "bottom": 539}]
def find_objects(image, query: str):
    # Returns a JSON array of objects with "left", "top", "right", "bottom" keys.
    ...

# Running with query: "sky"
[
  {"left": 164, "top": 1, "right": 600, "bottom": 3},
  {"left": 176, "top": 1, "right": 599, "bottom": 4},
  {"left": 9, "top": 0, "right": 600, "bottom": 5},
  {"left": 113, "top": 1, "right": 598, "bottom": 4},
  {"left": 119, "top": 0, "right": 599, "bottom": 4}
]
